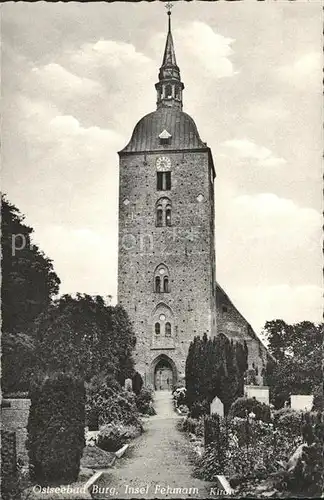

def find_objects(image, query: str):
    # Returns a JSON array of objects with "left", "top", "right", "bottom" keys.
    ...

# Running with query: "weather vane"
[{"left": 165, "top": 2, "right": 173, "bottom": 15}]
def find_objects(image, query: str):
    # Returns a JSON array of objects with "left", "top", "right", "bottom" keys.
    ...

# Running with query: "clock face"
[{"left": 156, "top": 156, "right": 171, "bottom": 171}]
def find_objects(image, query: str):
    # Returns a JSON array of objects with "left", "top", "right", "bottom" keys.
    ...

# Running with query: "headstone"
[
  {"left": 124, "top": 378, "right": 133, "bottom": 392},
  {"left": 244, "top": 385, "right": 270, "bottom": 405},
  {"left": 210, "top": 396, "right": 224, "bottom": 417},
  {"left": 290, "top": 395, "right": 314, "bottom": 412}
]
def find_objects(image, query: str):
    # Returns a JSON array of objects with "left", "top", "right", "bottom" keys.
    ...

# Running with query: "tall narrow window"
[
  {"left": 156, "top": 206, "right": 163, "bottom": 227},
  {"left": 165, "top": 322, "right": 172, "bottom": 337},
  {"left": 157, "top": 172, "right": 163, "bottom": 190},
  {"left": 165, "top": 172, "right": 171, "bottom": 190},
  {"left": 165, "top": 84, "right": 172, "bottom": 98},
  {"left": 165, "top": 206, "right": 171, "bottom": 226},
  {"left": 155, "top": 276, "right": 161, "bottom": 293},
  {"left": 155, "top": 322, "right": 160, "bottom": 335},
  {"left": 154, "top": 264, "right": 170, "bottom": 294},
  {"left": 157, "top": 172, "right": 171, "bottom": 191}
]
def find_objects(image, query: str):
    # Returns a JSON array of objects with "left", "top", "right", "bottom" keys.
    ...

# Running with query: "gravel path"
[{"left": 91, "top": 391, "right": 214, "bottom": 499}]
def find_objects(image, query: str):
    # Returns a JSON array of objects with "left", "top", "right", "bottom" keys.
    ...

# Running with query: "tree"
[
  {"left": 185, "top": 333, "right": 248, "bottom": 415},
  {"left": 2, "top": 332, "right": 36, "bottom": 393},
  {"left": 1, "top": 195, "right": 61, "bottom": 394},
  {"left": 263, "top": 320, "right": 323, "bottom": 409},
  {"left": 27, "top": 371, "right": 85, "bottom": 485},
  {"left": 1, "top": 195, "right": 60, "bottom": 335},
  {"left": 34, "top": 294, "right": 136, "bottom": 383}
]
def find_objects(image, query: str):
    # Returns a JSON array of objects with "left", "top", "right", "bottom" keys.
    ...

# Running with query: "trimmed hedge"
[
  {"left": 27, "top": 372, "right": 85, "bottom": 485},
  {"left": 229, "top": 397, "right": 271, "bottom": 422}
]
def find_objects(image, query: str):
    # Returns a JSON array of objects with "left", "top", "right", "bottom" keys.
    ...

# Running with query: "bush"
[
  {"left": 87, "top": 374, "right": 142, "bottom": 428},
  {"left": 283, "top": 412, "right": 324, "bottom": 497},
  {"left": 97, "top": 423, "right": 126, "bottom": 452},
  {"left": 98, "top": 423, "right": 141, "bottom": 452},
  {"left": 229, "top": 397, "right": 271, "bottom": 422},
  {"left": 182, "top": 416, "right": 204, "bottom": 437},
  {"left": 275, "top": 409, "right": 302, "bottom": 436},
  {"left": 27, "top": 371, "right": 85, "bottom": 485},
  {"left": 195, "top": 417, "right": 302, "bottom": 483},
  {"left": 132, "top": 372, "right": 143, "bottom": 396},
  {"left": 135, "top": 387, "right": 155, "bottom": 415},
  {"left": 173, "top": 380, "right": 186, "bottom": 391},
  {"left": 173, "top": 387, "right": 187, "bottom": 407},
  {"left": 190, "top": 400, "right": 209, "bottom": 418},
  {"left": 183, "top": 417, "right": 198, "bottom": 434}
]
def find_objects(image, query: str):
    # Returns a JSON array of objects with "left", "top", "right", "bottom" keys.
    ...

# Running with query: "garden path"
[{"left": 92, "top": 391, "right": 215, "bottom": 499}]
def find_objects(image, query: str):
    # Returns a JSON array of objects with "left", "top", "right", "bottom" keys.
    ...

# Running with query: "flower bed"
[{"left": 193, "top": 411, "right": 323, "bottom": 497}]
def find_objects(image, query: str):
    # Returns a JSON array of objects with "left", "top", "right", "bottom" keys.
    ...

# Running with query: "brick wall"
[
  {"left": 216, "top": 284, "right": 268, "bottom": 383},
  {"left": 1, "top": 399, "right": 31, "bottom": 464},
  {"left": 118, "top": 150, "right": 216, "bottom": 385}
]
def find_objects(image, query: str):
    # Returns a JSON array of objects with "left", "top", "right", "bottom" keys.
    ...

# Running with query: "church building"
[{"left": 117, "top": 10, "right": 268, "bottom": 390}]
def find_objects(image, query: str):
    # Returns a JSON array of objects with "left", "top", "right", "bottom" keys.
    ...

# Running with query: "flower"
[{"left": 249, "top": 411, "right": 256, "bottom": 419}]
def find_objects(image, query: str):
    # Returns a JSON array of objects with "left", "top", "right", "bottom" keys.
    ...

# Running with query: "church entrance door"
[{"left": 154, "top": 358, "right": 173, "bottom": 391}]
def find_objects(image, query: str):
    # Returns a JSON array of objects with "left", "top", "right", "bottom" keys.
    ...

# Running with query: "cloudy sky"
[{"left": 2, "top": 1, "right": 322, "bottom": 337}]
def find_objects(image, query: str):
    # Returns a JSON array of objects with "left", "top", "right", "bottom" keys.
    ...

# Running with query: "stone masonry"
[{"left": 117, "top": 12, "right": 268, "bottom": 388}]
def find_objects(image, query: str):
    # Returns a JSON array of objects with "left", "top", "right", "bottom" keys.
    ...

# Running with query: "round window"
[
  {"left": 159, "top": 314, "right": 166, "bottom": 321},
  {"left": 159, "top": 268, "right": 165, "bottom": 275}
]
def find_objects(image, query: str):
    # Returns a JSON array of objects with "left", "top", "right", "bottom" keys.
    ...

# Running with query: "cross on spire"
[
  {"left": 155, "top": 3, "right": 185, "bottom": 110},
  {"left": 165, "top": 2, "right": 173, "bottom": 33},
  {"left": 165, "top": 2, "right": 173, "bottom": 14}
]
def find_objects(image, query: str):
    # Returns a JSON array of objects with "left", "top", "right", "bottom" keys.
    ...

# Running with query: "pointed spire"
[
  {"left": 155, "top": 4, "right": 184, "bottom": 111},
  {"left": 162, "top": 9, "right": 177, "bottom": 67}
]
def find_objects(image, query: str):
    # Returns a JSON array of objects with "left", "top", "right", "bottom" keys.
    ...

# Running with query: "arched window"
[
  {"left": 175, "top": 86, "right": 180, "bottom": 99},
  {"left": 154, "top": 264, "right": 170, "bottom": 293},
  {"left": 165, "top": 206, "right": 171, "bottom": 226},
  {"left": 165, "top": 322, "right": 172, "bottom": 337},
  {"left": 155, "top": 322, "right": 160, "bottom": 335},
  {"left": 156, "top": 206, "right": 163, "bottom": 227},
  {"left": 156, "top": 198, "right": 172, "bottom": 227},
  {"left": 165, "top": 84, "right": 172, "bottom": 98},
  {"left": 155, "top": 276, "right": 161, "bottom": 293}
]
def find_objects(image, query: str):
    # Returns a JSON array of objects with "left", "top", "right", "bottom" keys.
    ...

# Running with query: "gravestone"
[
  {"left": 244, "top": 385, "right": 270, "bottom": 405},
  {"left": 290, "top": 395, "right": 313, "bottom": 412},
  {"left": 210, "top": 396, "right": 224, "bottom": 417},
  {"left": 124, "top": 378, "right": 133, "bottom": 392}
]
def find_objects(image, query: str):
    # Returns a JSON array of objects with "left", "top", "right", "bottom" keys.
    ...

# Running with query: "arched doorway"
[{"left": 152, "top": 355, "right": 177, "bottom": 391}]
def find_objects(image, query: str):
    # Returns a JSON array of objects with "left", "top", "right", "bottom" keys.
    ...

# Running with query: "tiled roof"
[{"left": 120, "top": 107, "right": 206, "bottom": 154}]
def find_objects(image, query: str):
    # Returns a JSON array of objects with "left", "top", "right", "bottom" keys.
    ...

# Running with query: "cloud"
[
  {"left": 217, "top": 193, "right": 321, "bottom": 300},
  {"left": 221, "top": 139, "right": 286, "bottom": 167},
  {"left": 229, "top": 193, "right": 321, "bottom": 248},
  {"left": 226, "top": 284, "right": 323, "bottom": 335},
  {"left": 173, "top": 21, "right": 236, "bottom": 79},
  {"left": 277, "top": 52, "right": 322, "bottom": 90},
  {"left": 31, "top": 63, "right": 103, "bottom": 95},
  {"left": 70, "top": 39, "right": 151, "bottom": 69},
  {"left": 246, "top": 101, "right": 289, "bottom": 122},
  {"left": 32, "top": 224, "right": 118, "bottom": 300}
]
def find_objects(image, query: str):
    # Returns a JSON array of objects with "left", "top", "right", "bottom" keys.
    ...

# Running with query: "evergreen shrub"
[
  {"left": 229, "top": 397, "right": 271, "bottom": 422},
  {"left": 132, "top": 372, "right": 143, "bottom": 395},
  {"left": 27, "top": 371, "right": 85, "bottom": 485},
  {"left": 190, "top": 400, "right": 209, "bottom": 418}
]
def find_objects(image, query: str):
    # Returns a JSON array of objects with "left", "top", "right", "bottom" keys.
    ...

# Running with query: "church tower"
[{"left": 117, "top": 9, "right": 217, "bottom": 389}]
